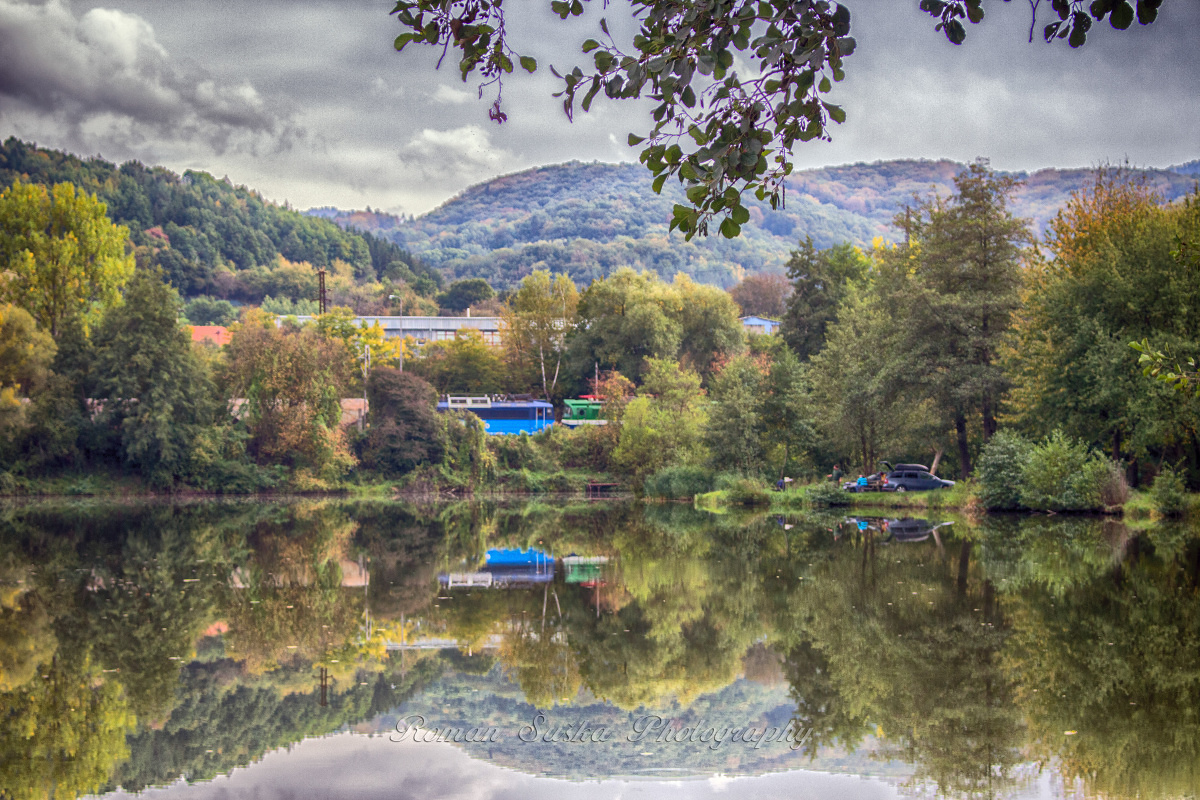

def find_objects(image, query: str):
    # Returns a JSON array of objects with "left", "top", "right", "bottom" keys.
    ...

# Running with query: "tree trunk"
[
  {"left": 955, "top": 410, "right": 971, "bottom": 479},
  {"left": 1112, "top": 427, "right": 1122, "bottom": 463},
  {"left": 981, "top": 396, "right": 997, "bottom": 441},
  {"left": 930, "top": 448, "right": 943, "bottom": 476},
  {"left": 860, "top": 430, "right": 869, "bottom": 477},
  {"left": 956, "top": 540, "right": 972, "bottom": 598}
]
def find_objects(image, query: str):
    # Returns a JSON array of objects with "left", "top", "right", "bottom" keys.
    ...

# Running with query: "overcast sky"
[{"left": 1, "top": 0, "right": 1197, "bottom": 215}]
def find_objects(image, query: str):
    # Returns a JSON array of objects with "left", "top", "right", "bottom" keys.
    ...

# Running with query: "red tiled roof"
[{"left": 190, "top": 325, "right": 231, "bottom": 346}]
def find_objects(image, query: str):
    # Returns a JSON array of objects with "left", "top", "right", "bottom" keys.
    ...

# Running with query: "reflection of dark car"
[
  {"left": 841, "top": 516, "right": 954, "bottom": 542},
  {"left": 884, "top": 517, "right": 953, "bottom": 542}
]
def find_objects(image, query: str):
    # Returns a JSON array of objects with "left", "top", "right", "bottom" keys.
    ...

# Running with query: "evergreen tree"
[
  {"left": 92, "top": 269, "right": 216, "bottom": 486},
  {"left": 878, "top": 160, "right": 1029, "bottom": 477},
  {"left": 704, "top": 355, "right": 766, "bottom": 474},
  {"left": 780, "top": 239, "right": 869, "bottom": 361},
  {"left": 761, "top": 346, "right": 816, "bottom": 477}
]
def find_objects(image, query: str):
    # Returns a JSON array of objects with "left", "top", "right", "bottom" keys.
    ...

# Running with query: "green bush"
[
  {"left": 1150, "top": 466, "right": 1186, "bottom": 517},
  {"left": 806, "top": 481, "right": 851, "bottom": 507},
  {"left": 188, "top": 424, "right": 279, "bottom": 493},
  {"left": 713, "top": 473, "right": 772, "bottom": 506},
  {"left": 977, "top": 430, "right": 1033, "bottom": 510},
  {"left": 489, "top": 433, "right": 553, "bottom": 472},
  {"left": 1019, "top": 431, "right": 1115, "bottom": 512},
  {"left": 539, "top": 424, "right": 613, "bottom": 471},
  {"left": 66, "top": 476, "right": 96, "bottom": 496},
  {"left": 643, "top": 465, "right": 715, "bottom": 499},
  {"left": 0, "top": 471, "right": 21, "bottom": 494}
]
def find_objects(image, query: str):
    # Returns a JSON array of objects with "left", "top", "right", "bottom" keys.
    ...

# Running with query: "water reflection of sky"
[{"left": 91, "top": 734, "right": 980, "bottom": 800}]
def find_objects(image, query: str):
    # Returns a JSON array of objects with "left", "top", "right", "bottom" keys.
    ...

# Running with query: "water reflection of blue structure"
[{"left": 439, "top": 548, "right": 556, "bottom": 588}]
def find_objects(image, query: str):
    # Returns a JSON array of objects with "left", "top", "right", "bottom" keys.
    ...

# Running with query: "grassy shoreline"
[{"left": 0, "top": 466, "right": 625, "bottom": 500}]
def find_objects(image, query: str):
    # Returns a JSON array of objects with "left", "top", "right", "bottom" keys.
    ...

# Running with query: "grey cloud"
[
  {"left": 1, "top": 0, "right": 1194, "bottom": 215},
  {"left": 398, "top": 124, "right": 522, "bottom": 184},
  {"left": 0, "top": 0, "right": 297, "bottom": 154}
]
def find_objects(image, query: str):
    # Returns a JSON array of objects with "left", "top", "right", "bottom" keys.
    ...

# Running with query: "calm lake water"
[{"left": 1, "top": 499, "right": 1197, "bottom": 800}]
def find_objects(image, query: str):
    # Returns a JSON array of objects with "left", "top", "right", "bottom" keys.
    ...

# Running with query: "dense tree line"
[
  {"left": 4, "top": 158, "right": 1199, "bottom": 497},
  {"left": 0, "top": 138, "right": 441, "bottom": 302}
]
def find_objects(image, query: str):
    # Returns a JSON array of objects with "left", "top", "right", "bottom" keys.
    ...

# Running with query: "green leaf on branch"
[
  {"left": 1109, "top": 1, "right": 1134, "bottom": 28},
  {"left": 823, "top": 102, "right": 846, "bottom": 124}
]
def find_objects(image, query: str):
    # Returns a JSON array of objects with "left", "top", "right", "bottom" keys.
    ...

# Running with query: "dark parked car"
[
  {"left": 885, "top": 468, "right": 954, "bottom": 492},
  {"left": 842, "top": 462, "right": 954, "bottom": 493}
]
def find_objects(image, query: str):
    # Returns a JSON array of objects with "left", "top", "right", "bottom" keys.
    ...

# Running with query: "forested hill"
[
  {"left": 315, "top": 159, "right": 1199, "bottom": 289},
  {"left": 0, "top": 137, "right": 439, "bottom": 299}
]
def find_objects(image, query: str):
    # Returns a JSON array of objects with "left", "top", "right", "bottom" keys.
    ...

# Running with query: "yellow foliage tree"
[{"left": 0, "top": 180, "right": 133, "bottom": 337}]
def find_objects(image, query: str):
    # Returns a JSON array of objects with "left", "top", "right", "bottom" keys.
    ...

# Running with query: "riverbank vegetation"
[{"left": 2, "top": 157, "right": 1199, "bottom": 515}]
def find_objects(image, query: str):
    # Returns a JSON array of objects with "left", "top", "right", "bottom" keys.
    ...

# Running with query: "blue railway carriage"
[{"left": 437, "top": 395, "right": 555, "bottom": 435}]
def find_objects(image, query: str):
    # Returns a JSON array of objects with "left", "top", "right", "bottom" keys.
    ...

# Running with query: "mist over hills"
[{"left": 315, "top": 159, "right": 1199, "bottom": 290}]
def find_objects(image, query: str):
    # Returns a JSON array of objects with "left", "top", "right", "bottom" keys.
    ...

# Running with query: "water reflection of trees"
[
  {"left": 994, "top": 518, "right": 1200, "bottom": 799},
  {"left": 783, "top": 527, "right": 1024, "bottom": 798},
  {"left": 0, "top": 501, "right": 1198, "bottom": 800}
]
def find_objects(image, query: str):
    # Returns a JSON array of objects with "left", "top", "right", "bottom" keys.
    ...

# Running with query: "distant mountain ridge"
[{"left": 312, "top": 159, "right": 1199, "bottom": 290}]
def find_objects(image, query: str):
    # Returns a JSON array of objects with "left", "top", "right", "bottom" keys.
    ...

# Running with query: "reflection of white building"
[
  {"left": 289, "top": 315, "right": 502, "bottom": 346},
  {"left": 228, "top": 559, "right": 369, "bottom": 588}
]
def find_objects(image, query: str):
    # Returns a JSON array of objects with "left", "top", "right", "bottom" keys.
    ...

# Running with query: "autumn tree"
[
  {"left": 612, "top": 357, "right": 708, "bottom": 487},
  {"left": 1010, "top": 173, "right": 1200, "bottom": 477},
  {"left": 729, "top": 272, "right": 790, "bottom": 319},
  {"left": 411, "top": 328, "right": 506, "bottom": 394},
  {"left": 670, "top": 273, "right": 746, "bottom": 375},
  {"left": 501, "top": 269, "right": 578, "bottom": 400},
  {"left": 222, "top": 311, "right": 356, "bottom": 478},
  {"left": 0, "top": 179, "right": 133, "bottom": 337},
  {"left": 567, "top": 268, "right": 744, "bottom": 384},
  {"left": 361, "top": 368, "right": 443, "bottom": 475},
  {"left": 0, "top": 304, "right": 56, "bottom": 439}
]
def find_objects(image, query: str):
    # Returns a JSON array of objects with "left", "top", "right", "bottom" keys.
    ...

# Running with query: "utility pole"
[
  {"left": 360, "top": 344, "right": 370, "bottom": 431},
  {"left": 318, "top": 268, "right": 327, "bottom": 315}
]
